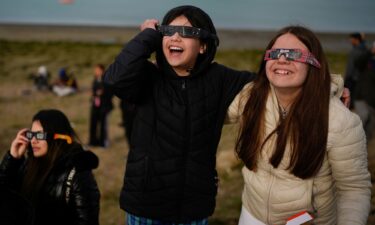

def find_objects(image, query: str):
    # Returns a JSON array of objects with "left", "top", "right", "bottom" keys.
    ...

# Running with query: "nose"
[
  {"left": 170, "top": 32, "right": 182, "bottom": 40},
  {"left": 277, "top": 54, "right": 289, "bottom": 63},
  {"left": 31, "top": 136, "right": 38, "bottom": 144}
]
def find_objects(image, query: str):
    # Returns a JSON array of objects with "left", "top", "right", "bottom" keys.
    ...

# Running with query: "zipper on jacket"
[
  {"left": 179, "top": 78, "right": 190, "bottom": 218},
  {"left": 181, "top": 80, "right": 186, "bottom": 90}
]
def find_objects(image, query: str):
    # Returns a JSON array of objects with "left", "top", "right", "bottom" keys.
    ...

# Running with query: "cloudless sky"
[{"left": 0, "top": 0, "right": 374, "bottom": 33}]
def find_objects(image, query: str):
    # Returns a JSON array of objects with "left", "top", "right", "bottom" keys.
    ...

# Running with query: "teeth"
[
  {"left": 275, "top": 69, "right": 289, "bottom": 75},
  {"left": 170, "top": 46, "right": 183, "bottom": 51}
]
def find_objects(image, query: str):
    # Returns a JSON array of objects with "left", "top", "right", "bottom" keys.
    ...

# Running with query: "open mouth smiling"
[
  {"left": 169, "top": 46, "right": 184, "bottom": 54},
  {"left": 274, "top": 69, "right": 291, "bottom": 75}
]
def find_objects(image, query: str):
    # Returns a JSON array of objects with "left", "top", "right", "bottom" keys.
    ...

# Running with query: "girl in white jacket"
[{"left": 229, "top": 26, "right": 371, "bottom": 225}]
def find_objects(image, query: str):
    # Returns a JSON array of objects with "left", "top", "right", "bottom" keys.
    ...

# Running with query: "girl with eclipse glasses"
[
  {"left": 0, "top": 109, "right": 100, "bottom": 225},
  {"left": 228, "top": 25, "right": 371, "bottom": 225}
]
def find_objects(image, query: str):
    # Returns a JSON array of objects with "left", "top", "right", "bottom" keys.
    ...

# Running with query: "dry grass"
[{"left": 0, "top": 39, "right": 373, "bottom": 224}]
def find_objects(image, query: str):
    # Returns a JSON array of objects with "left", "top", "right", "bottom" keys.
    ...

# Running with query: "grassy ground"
[{"left": 0, "top": 39, "right": 373, "bottom": 224}]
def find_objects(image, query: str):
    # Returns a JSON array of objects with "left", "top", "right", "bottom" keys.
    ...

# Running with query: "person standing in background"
[
  {"left": 344, "top": 32, "right": 368, "bottom": 109},
  {"left": 354, "top": 41, "right": 375, "bottom": 138},
  {"left": 89, "top": 64, "right": 114, "bottom": 147}
]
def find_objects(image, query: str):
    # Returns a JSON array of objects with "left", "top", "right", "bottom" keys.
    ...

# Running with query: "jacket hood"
[
  {"left": 71, "top": 150, "right": 99, "bottom": 171},
  {"left": 56, "top": 144, "right": 99, "bottom": 171}
]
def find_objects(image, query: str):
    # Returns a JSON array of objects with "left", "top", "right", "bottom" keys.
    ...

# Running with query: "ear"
[{"left": 200, "top": 43, "right": 207, "bottom": 54}]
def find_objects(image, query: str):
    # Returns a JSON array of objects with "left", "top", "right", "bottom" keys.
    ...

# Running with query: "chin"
[{"left": 33, "top": 151, "right": 48, "bottom": 158}]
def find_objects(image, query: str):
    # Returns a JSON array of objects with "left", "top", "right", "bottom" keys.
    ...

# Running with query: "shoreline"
[{"left": 2, "top": 23, "right": 375, "bottom": 52}]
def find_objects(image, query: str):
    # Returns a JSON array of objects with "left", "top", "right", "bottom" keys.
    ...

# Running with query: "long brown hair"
[
  {"left": 235, "top": 26, "right": 331, "bottom": 179},
  {"left": 21, "top": 109, "right": 80, "bottom": 203}
]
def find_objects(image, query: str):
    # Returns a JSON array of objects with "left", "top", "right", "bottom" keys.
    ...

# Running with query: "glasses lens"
[
  {"left": 166, "top": 26, "right": 177, "bottom": 36},
  {"left": 269, "top": 49, "right": 280, "bottom": 59},
  {"left": 159, "top": 26, "right": 201, "bottom": 38},
  {"left": 181, "top": 26, "right": 198, "bottom": 38},
  {"left": 25, "top": 131, "right": 33, "bottom": 140},
  {"left": 159, "top": 25, "right": 176, "bottom": 36},
  {"left": 35, "top": 132, "right": 46, "bottom": 140},
  {"left": 285, "top": 50, "right": 302, "bottom": 60}
]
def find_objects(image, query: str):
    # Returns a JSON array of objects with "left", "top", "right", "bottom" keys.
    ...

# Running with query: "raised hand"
[
  {"left": 140, "top": 19, "right": 159, "bottom": 31},
  {"left": 10, "top": 128, "right": 30, "bottom": 159}
]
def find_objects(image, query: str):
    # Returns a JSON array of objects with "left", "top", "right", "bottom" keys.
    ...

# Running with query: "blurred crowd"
[
  {"left": 344, "top": 32, "right": 375, "bottom": 138},
  {"left": 29, "top": 64, "right": 135, "bottom": 148}
]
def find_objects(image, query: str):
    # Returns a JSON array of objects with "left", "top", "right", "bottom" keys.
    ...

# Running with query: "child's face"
[
  {"left": 162, "top": 15, "right": 206, "bottom": 76},
  {"left": 265, "top": 33, "right": 309, "bottom": 93}
]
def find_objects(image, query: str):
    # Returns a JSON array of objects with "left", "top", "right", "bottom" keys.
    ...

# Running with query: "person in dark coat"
[
  {"left": 103, "top": 5, "right": 255, "bottom": 224},
  {"left": 354, "top": 41, "right": 375, "bottom": 138},
  {"left": 119, "top": 99, "right": 136, "bottom": 142},
  {"left": 0, "top": 186, "right": 35, "bottom": 225},
  {"left": 89, "top": 64, "right": 114, "bottom": 147},
  {"left": 0, "top": 109, "right": 100, "bottom": 225},
  {"left": 344, "top": 32, "right": 369, "bottom": 109}
]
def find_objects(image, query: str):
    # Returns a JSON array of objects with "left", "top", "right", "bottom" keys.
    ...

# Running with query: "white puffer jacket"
[{"left": 227, "top": 76, "right": 371, "bottom": 225}]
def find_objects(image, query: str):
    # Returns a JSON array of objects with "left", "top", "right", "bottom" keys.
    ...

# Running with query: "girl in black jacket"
[
  {"left": 0, "top": 109, "right": 100, "bottom": 225},
  {"left": 104, "top": 5, "right": 255, "bottom": 224}
]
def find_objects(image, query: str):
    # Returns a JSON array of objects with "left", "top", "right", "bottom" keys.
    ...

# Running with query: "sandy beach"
[{"left": 2, "top": 23, "right": 375, "bottom": 52}]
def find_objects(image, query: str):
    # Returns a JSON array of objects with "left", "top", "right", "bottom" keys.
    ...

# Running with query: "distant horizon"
[{"left": 2, "top": 21, "right": 375, "bottom": 35}]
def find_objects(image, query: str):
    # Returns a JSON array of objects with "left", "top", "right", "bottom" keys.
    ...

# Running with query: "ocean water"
[{"left": 0, "top": 0, "right": 374, "bottom": 33}]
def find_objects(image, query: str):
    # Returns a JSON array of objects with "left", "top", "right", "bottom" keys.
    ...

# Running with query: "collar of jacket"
[{"left": 54, "top": 145, "right": 99, "bottom": 172}]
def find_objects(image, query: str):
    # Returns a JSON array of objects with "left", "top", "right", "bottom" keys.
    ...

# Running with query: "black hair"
[
  {"left": 162, "top": 5, "right": 219, "bottom": 47},
  {"left": 158, "top": 5, "right": 219, "bottom": 75},
  {"left": 32, "top": 109, "right": 78, "bottom": 140},
  {"left": 350, "top": 32, "right": 363, "bottom": 42}
]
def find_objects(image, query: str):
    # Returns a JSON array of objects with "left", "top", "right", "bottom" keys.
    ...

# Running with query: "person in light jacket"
[{"left": 228, "top": 26, "right": 371, "bottom": 225}]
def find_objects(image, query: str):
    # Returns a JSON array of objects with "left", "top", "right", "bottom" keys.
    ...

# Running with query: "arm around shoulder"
[{"left": 226, "top": 82, "right": 254, "bottom": 124}]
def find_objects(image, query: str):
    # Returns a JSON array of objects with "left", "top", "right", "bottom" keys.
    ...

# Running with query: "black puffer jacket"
[
  {"left": 104, "top": 28, "right": 255, "bottom": 222},
  {"left": 0, "top": 146, "right": 100, "bottom": 225}
]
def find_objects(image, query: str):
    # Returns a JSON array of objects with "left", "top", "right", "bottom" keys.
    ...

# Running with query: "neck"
[
  {"left": 175, "top": 69, "right": 190, "bottom": 76},
  {"left": 274, "top": 87, "right": 301, "bottom": 110}
]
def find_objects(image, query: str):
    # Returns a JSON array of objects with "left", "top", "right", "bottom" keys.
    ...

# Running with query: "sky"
[{"left": 0, "top": 0, "right": 374, "bottom": 33}]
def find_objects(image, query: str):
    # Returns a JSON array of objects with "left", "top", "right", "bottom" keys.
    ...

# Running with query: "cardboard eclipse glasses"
[
  {"left": 157, "top": 25, "right": 219, "bottom": 46},
  {"left": 25, "top": 131, "right": 72, "bottom": 144},
  {"left": 264, "top": 48, "right": 321, "bottom": 68}
]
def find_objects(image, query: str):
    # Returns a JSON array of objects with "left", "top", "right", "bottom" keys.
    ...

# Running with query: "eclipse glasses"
[
  {"left": 157, "top": 25, "right": 219, "bottom": 46},
  {"left": 25, "top": 131, "right": 72, "bottom": 144},
  {"left": 264, "top": 48, "right": 321, "bottom": 68}
]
